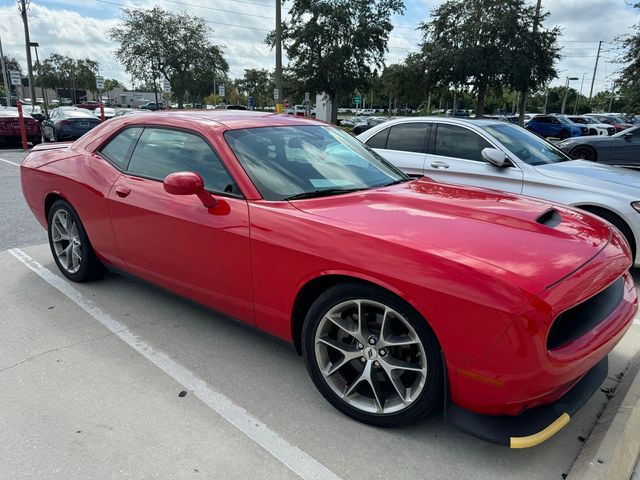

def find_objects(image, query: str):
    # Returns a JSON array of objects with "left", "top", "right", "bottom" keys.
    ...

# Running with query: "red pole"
[
  {"left": 99, "top": 102, "right": 105, "bottom": 122},
  {"left": 16, "top": 100, "right": 28, "bottom": 150}
]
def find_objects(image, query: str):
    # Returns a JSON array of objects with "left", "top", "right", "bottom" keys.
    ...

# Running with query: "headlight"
[{"left": 632, "top": 201, "right": 640, "bottom": 213}]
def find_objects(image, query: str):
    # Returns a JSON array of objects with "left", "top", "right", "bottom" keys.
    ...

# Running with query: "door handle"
[
  {"left": 430, "top": 161, "right": 450, "bottom": 169},
  {"left": 115, "top": 186, "right": 131, "bottom": 198}
]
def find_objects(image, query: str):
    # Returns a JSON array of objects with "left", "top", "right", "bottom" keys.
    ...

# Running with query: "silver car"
[{"left": 357, "top": 117, "right": 640, "bottom": 266}]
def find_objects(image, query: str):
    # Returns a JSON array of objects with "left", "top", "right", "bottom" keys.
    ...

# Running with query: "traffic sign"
[
  {"left": 95, "top": 75, "right": 104, "bottom": 90},
  {"left": 273, "top": 88, "right": 279, "bottom": 101},
  {"left": 162, "top": 80, "right": 171, "bottom": 92},
  {"left": 304, "top": 92, "right": 310, "bottom": 103},
  {"left": 354, "top": 95, "right": 362, "bottom": 105},
  {"left": 9, "top": 70, "right": 21, "bottom": 86},
  {"left": 218, "top": 84, "right": 225, "bottom": 97}
]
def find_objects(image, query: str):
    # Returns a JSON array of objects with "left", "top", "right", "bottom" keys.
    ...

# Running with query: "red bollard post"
[
  {"left": 99, "top": 102, "right": 105, "bottom": 122},
  {"left": 16, "top": 100, "right": 28, "bottom": 150}
]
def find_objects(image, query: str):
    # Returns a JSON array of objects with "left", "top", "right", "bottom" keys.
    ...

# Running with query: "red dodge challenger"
[{"left": 19, "top": 111, "right": 638, "bottom": 447}]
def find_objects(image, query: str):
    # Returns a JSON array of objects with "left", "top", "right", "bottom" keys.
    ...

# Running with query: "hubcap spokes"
[
  {"left": 315, "top": 299, "right": 427, "bottom": 414},
  {"left": 51, "top": 210, "right": 82, "bottom": 274}
]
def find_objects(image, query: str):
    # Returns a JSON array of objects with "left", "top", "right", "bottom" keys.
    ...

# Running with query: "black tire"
[
  {"left": 31, "top": 137, "right": 41, "bottom": 146},
  {"left": 47, "top": 199, "right": 106, "bottom": 282},
  {"left": 581, "top": 207, "right": 636, "bottom": 261},
  {"left": 302, "top": 283, "right": 443, "bottom": 427},
  {"left": 559, "top": 129, "right": 570, "bottom": 140},
  {"left": 570, "top": 146, "right": 597, "bottom": 161}
]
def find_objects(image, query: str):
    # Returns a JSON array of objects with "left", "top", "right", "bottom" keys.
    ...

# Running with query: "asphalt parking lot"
[{"left": 1, "top": 147, "right": 639, "bottom": 480}]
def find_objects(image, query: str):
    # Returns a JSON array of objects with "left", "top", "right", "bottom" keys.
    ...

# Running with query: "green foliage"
[
  {"left": 110, "top": 6, "right": 228, "bottom": 108},
  {"left": 615, "top": 3, "right": 640, "bottom": 112},
  {"left": 419, "top": 0, "right": 560, "bottom": 117},
  {"left": 237, "top": 69, "right": 274, "bottom": 108},
  {"left": 37, "top": 54, "right": 99, "bottom": 101},
  {"left": 272, "top": 0, "right": 404, "bottom": 122},
  {"left": 103, "top": 78, "right": 123, "bottom": 92}
]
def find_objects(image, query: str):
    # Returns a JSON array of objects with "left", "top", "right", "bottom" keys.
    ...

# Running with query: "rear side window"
[
  {"left": 100, "top": 127, "right": 143, "bottom": 169},
  {"left": 433, "top": 124, "right": 492, "bottom": 162},
  {"left": 365, "top": 129, "right": 390, "bottom": 149},
  {"left": 385, "top": 123, "right": 428, "bottom": 153},
  {"left": 127, "top": 128, "right": 237, "bottom": 195}
]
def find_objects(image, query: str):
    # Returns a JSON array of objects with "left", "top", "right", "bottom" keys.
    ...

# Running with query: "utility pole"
[
  {"left": 274, "top": 0, "right": 284, "bottom": 114},
  {"left": 518, "top": 0, "right": 542, "bottom": 126},
  {"left": 18, "top": 0, "right": 36, "bottom": 106},
  {"left": 588, "top": 41, "right": 603, "bottom": 100},
  {"left": 0, "top": 34, "right": 11, "bottom": 108},
  {"left": 30, "top": 42, "right": 47, "bottom": 116}
]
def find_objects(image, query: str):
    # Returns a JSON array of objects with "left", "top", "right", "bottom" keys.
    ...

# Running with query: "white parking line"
[
  {"left": 8, "top": 248, "right": 342, "bottom": 480},
  {"left": 0, "top": 157, "right": 20, "bottom": 167}
]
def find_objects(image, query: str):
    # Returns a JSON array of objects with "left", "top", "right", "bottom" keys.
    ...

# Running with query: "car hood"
[
  {"left": 558, "top": 136, "right": 612, "bottom": 148},
  {"left": 534, "top": 160, "right": 640, "bottom": 190},
  {"left": 292, "top": 179, "right": 612, "bottom": 294}
]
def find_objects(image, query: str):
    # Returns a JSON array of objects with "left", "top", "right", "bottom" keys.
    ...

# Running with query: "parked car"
[
  {"left": 567, "top": 115, "right": 616, "bottom": 136},
  {"left": 113, "top": 108, "right": 152, "bottom": 118},
  {"left": 445, "top": 109, "right": 470, "bottom": 117},
  {"left": 357, "top": 117, "right": 640, "bottom": 264},
  {"left": 139, "top": 102, "right": 165, "bottom": 111},
  {"left": 585, "top": 114, "right": 633, "bottom": 133},
  {"left": 357, "top": 108, "right": 376, "bottom": 116},
  {"left": 0, "top": 107, "right": 41, "bottom": 146},
  {"left": 19, "top": 111, "right": 638, "bottom": 447},
  {"left": 556, "top": 125, "right": 640, "bottom": 168},
  {"left": 525, "top": 115, "right": 587, "bottom": 139},
  {"left": 75, "top": 101, "right": 101, "bottom": 110},
  {"left": 41, "top": 107, "right": 100, "bottom": 142},
  {"left": 225, "top": 105, "right": 247, "bottom": 110},
  {"left": 93, "top": 107, "right": 117, "bottom": 120}
]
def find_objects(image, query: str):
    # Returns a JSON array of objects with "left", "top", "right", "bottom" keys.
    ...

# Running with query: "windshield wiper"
[
  {"left": 283, "top": 188, "right": 365, "bottom": 201},
  {"left": 380, "top": 178, "right": 412, "bottom": 187}
]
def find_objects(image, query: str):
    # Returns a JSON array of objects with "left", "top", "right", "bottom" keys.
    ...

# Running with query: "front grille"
[{"left": 547, "top": 277, "right": 624, "bottom": 350}]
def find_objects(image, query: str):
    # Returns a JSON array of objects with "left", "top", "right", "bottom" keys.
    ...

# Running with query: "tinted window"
[
  {"left": 100, "top": 127, "right": 143, "bottom": 169},
  {"left": 365, "top": 128, "right": 389, "bottom": 149},
  {"left": 385, "top": 123, "right": 428, "bottom": 153},
  {"left": 482, "top": 124, "right": 570, "bottom": 165},
  {"left": 127, "top": 128, "right": 237, "bottom": 194},
  {"left": 434, "top": 124, "right": 492, "bottom": 162}
]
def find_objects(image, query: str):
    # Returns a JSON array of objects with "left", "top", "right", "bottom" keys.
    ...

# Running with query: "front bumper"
[{"left": 445, "top": 356, "right": 608, "bottom": 448}]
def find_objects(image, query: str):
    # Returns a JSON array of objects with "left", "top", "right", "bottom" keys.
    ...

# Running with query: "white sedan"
[
  {"left": 567, "top": 115, "right": 616, "bottom": 136},
  {"left": 357, "top": 117, "right": 640, "bottom": 266}
]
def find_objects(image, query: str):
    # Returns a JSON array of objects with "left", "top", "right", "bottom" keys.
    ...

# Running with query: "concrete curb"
[{"left": 567, "top": 352, "right": 640, "bottom": 480}]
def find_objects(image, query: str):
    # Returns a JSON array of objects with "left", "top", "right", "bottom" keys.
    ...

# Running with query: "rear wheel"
[
  {"left": 302, "top": 283, "right": 443, "bottom": 427},
  {"left": 570, "top": 146, "right": 597, "bottom": 161},
  {"left": 47, "top": 200, "right": 105, "bottom": 282}
]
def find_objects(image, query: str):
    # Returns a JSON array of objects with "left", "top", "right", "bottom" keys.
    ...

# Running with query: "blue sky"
[{"left": 1, "top": 0, "right": 637, "bottom": 93}]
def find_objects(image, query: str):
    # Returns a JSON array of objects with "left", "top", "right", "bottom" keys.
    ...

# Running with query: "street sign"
[
  {"left": 95, "top": 75, "right": 104, "bottom": 90},
  {"left": 9, "top": 70, "right": 21, "bottom": 86},
  {"left": 162, "top": 80, "right": 171, "bottom": 92},
  {"left": 304, "top": 92, "right": 309, "bottom": 103},
  {"left": 273, "top": 88, "right": 279, "bottom": 101},
  {"left": 218, "top": 84, "right": 225, "bottom": 97},
  {"left": 354, "top": 95, "right": 362, "bottom": 105}
]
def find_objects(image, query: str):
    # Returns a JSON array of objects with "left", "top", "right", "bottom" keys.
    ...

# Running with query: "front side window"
[
  {"left": 365, "top": 128, "right": 390, "bottom": 149},
  {"left": 433, "top": 124, "right": 492, "bottom": 162},
  {"left": 482, "top": 124, "right": 570, "bottom": 166},
  {"left": 127, "top": 128, "right": 237, "bottom": 195},
  {"left": 385, "top": 123, "right": 428, "bottom": 153},
  {"left": 100, "top": 127, "right": 143, "bottom": 169},
  {"left": 225, "top": 126, "right": 407, "bottom": 201}
]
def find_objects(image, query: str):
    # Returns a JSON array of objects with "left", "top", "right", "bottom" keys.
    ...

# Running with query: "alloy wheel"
[
  {"left": 314, "top": 299, "right": 427, "bottom": 414},
  {"left": 50, "top": 209, "right": 83, "bottom": 274}
]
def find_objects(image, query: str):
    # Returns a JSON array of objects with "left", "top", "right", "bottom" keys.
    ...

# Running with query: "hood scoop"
[{"left": 536, "top": 209, "right": 562, "bottom": 229}]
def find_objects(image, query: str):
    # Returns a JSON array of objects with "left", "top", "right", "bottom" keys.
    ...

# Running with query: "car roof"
[
  {"left": 116, "top": 110, "right": 326, "bottom": 130},
  {"left": 371, "top": 116, "right": 506, "bottom": 127}
]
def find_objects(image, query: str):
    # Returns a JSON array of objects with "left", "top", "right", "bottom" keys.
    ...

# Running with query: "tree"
[
  {"left": 238, "top": 69, "right": 274, "bottom": 108},
  {"left": 615, "top": 3, "right": 640, "bottom": 112},
  {"left": 110, "top": 7, "right": 228, "bottom": 108},
  {"left": 271, "top": 0, "right": 404, "bottom": 124},
  {"left": 419, "top": 0, "right": 560, "bottom": 118}
]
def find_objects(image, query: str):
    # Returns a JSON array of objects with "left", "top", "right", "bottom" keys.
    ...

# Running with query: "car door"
[
  {"left": 609, "top": 129, "right": 640, "bottom": 167},
  {"left": 106, "top": 126, "right": 254, "bottom": 324},
  {"left": 424, "top": 122, "right": 524, "bottom": 194},
  {"left": 364, "top": 122, "right": 430, "bottom": 176}
]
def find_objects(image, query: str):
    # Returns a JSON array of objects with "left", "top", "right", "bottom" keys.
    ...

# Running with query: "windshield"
[
  {"left": 225, "top": 125, "right": 408, "bottom": 201},
  {"left": 556, "top": 115, "right": 574, "bottom": 125},
  {"left": 482, "top": 124, "right": 571, "bottom": 166},
  {"left": 613, "top": 125, "right": 640, "bottom": 137},
  {"left": 608, "top": 115, "right": 625, "bottom": 123}
]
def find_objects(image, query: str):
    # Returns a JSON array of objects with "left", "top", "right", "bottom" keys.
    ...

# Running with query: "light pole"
[
  {"left": 274, "top": 0, "right": 283, "bottom": 114},
  {"left": 573, "top": 73, "right": 586, "bottom": 115},
  {"left": 29, "top": 41, "right": 47, "bottom": 116},
  {"left": 560, "top": 76, "right": 579, "bottom": 114}
]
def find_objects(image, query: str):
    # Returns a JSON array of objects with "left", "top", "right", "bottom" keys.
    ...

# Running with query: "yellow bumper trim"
[{"left": 510, "top": 413, "right": 571, "bottom": 449}]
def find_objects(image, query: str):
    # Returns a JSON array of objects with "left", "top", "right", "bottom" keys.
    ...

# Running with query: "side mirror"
[
  {"left": 482, "top": 148, "right": 507, "bottom": 167},
  {"left": 163, "top": 171, "right": 217, "bottom": 208},
  {"left": 623, "top": 132, "right": 634, "bottom": 140}
]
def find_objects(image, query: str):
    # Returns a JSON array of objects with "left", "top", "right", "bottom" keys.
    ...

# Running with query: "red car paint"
[{"left": 19, "top": 111, "right": 638, "bottom": 417}]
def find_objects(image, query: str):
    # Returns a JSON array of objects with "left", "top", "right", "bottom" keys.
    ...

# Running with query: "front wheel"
[
  {"left": 570, "top": 146, "right": 597, "bottom": 161},
  {"left": 47, "top": 200, "right": 105, "bottom": 282},
  {"left": 302, "top": 283, "right": 443, "bottom": 427}
]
